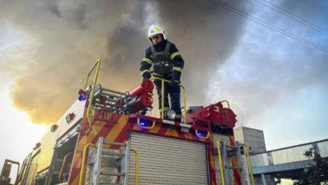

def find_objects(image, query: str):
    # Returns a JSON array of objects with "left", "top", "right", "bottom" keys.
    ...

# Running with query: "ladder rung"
[
  {"left": 100, "top": 172, "right": 125, "bottom": 176},
  {"left": 102, "top": 150, "right": 124, "bottom": 156},
  {"left": 101, "top": 159, "right": 119, "bottom": 167},
  {"left": 225, "top": 145, "right": 237, "bottom": 149},
  {"left": 102, "top": 149, "right": 123, "bottom": 156},
  {"left": 99, "top": 174, "right": 122, "bottom": 184},
  {"left": 101, "top": 153, "right": 124, "bottom": 159},
  {"left": 53, "top": 171, "right": 60, "bottom": 175},
  {"left": 102, "top": 148, "right": 120, "bottom": 153},
  {"left": 103, "top": 141, "right": 126, "bottom": 146},
  {"left": 227, "top": 166, "right": 242, "bottom": 170}
]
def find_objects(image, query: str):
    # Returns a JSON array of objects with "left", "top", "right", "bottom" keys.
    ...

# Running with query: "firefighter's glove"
[{"left": 170, "top": 79, "right": 180, "bottom": 88}]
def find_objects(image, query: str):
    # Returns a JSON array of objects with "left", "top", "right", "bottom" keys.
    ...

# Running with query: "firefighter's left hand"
[{"left": 170, "top": 79, "right": 180, "bottom": 87}]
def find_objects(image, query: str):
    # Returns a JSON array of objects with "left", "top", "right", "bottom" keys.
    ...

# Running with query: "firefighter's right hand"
[{"left": 170, "top": 79, "right": 180, "bottom": 87}]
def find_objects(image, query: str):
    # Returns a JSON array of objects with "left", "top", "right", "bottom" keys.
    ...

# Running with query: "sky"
[{"left": 0, "top": 0, "right": 327, "bottom": 183}]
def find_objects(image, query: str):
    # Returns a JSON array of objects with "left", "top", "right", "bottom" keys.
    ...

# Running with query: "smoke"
[
  {"left": 0, "top": 0, "right": 246, "bottom": 124},
  {"left": 1, "top": 0, "right": 137, "bottom": 123},
  {"left": 206, "top": 0, "right": 328, "bottom": 128},
  {"left": 106, "top": 0, "right": 249, "bottom": 106}
]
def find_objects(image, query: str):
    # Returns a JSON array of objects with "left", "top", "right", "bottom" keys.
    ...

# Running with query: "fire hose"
[{"left": 79, "top": 80, "right": 154, "bottom": 115}]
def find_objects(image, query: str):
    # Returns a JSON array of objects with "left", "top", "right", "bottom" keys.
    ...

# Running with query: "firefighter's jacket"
[{"left": 140, "top": 39, "right": 184, "bottom": 81}]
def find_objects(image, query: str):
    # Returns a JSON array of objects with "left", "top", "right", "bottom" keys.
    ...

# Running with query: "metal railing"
[
  {"left": 79, "top": 143, "right": 96, "bottom": 185},
  {"left": 250, "top": 139, "right": 328, "bottom": 168},
  {"left": 83, "top": 60, "right": 188, "bottom": 134},
  {"left": 216, "top": 140, "right": 226, "bottom": 185},
  {"left": 220, "top": 100, "right": 230, "bottom": 108},
  {"left": 84, "top": 59, "right": 102, "bottom": 135},
  {"left": 240, "top": 143, "right": 255, "bottom": 185},
  {"left": 149, "top": 77, "right": 187, "bottom": 123}
]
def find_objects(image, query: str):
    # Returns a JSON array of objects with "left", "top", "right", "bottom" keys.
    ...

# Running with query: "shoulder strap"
[
  {"left": 150, "top": 45, "right": 156, "bottom": 55},
  {"left": 164, "top": 41, "right": 171, "bottom": 55},
  {"left": 149, "top": 45, "right": 156, "bottom": 59}
]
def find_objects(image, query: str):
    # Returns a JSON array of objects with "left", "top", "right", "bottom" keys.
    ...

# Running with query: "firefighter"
[{"left": 140, "top": 25, "right": 184, "bottom": 122}]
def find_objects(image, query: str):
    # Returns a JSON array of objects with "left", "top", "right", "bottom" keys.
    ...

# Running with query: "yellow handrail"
[
  {"left": 84, "top": 59, "right": 102, "bottom": 135},
  {"left": 240, "top": 143, "right": 255, "bottom": 185},
  {"left": 149, "top": 77, "right": 187, "bottom": 123},
  {"left": 130, "top": 148, "right": 139, "bottom": 185},
  {"left": 137, "top": 118, "right": 156, "bottom": 129},
  {"left": 79, "top": 143, "right": 96, "bottom": 185},
  {"left": 220, "top": 100, "right": 230, "bottom": 109},
  {"left": 216, "top": 140, "right": 226, "bottom": 185}
]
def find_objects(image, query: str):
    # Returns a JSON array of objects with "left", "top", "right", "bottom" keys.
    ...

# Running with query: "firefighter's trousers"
[{"left": 153, "top": 79, "right": 182, "bottom": 122}]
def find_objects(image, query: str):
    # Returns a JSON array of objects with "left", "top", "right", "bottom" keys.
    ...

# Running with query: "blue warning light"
[
  {"left": 78, "top": 94, "right": 87, "bottom": 101},
  {"left": 197, "top": 130, "right": 208, "bottom": 137}
]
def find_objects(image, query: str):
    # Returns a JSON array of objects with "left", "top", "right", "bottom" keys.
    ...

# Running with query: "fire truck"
[{"left": 0, "top": 59, "right": 255, "bottom": 185}]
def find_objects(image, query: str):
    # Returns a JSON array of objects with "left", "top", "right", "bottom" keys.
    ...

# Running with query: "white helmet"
[{"left": 148, "top": 24, "right": 166, "bottom": 40}]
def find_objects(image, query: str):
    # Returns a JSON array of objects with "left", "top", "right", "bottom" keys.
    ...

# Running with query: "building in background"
[
  {"left": 234, "top": 126, "right": 328, "bottom": 185},
  {"left": 234, "top": 126, "right": 276, "bottom": 185},
  {"left": 234, "top": 126, "right": 267, "bottom": 154}
]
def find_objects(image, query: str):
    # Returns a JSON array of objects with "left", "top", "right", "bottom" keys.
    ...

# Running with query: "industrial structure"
[
  {"left": 250, "top": 138, "right": 328, "bottom": 185},
  {"left": 233, "top": 126, "right": 328, "bottom": 185},
  {"left": 234, "top": 127, "right": 266, "bottom": 154}
]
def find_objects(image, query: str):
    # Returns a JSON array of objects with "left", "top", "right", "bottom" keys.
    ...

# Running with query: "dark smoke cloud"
[
  {"left": 2, "top": 0, "right": 328, "bottom": 152},
  {"left": 106, "top": 0, "right": 248, "bottom": 105},
  {"left": 1, "top": 0, "right": 246, "bottom": 124}
]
